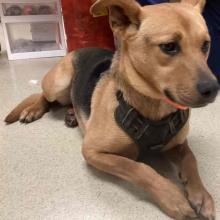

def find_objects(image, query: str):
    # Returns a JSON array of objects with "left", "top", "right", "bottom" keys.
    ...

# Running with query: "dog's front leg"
[
  {"left": 165, "top": 140, "right": 215, "bottom": 220},
  {"left": 82, "top": 141, "right": 196, "bottom": 220}
]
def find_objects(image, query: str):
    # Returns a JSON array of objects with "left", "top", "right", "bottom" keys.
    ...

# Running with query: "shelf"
[
  {"left": 8, "top": 49, "right": 66, "bottom": 60},
  {"left": 0, "top": 0, "right": 55, "bottom": 3},
  {"left": 1, "top": 15, "right": 59, "bottom": 23}
]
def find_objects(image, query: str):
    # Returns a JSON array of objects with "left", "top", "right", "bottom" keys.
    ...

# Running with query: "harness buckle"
[{"left": 149, "top": 144, "right": 165, "bottom": 152}]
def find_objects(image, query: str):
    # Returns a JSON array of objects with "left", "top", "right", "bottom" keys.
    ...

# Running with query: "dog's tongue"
[{"left": 164, "top": 98, "right": 189, "bottom": 110}]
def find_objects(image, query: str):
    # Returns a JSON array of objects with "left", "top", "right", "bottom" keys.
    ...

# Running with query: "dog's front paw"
[
  {"left": 152, "top": 179, "right": 197, "bottom": 220},
  {"left": 65, "top": 108, "right": 78, "bottom": 128},
  {"left": 186, "top": 185, "right": 215, "bottom": 220}
]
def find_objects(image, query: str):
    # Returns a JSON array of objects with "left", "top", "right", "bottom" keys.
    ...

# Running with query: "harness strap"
[{"left": 114, "top": 91, "right": 189, "bottom": 157}]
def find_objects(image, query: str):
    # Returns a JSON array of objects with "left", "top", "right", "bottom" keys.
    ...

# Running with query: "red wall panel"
[{"left": 61, "top": 0, "right": 115, "bottom": 51}]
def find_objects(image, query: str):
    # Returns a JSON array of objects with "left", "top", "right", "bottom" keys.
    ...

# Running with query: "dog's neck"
[{"left": 111, "top": 51, "right": 176, "bottom": 121}]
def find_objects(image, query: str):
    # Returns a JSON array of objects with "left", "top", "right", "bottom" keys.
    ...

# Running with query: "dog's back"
[{"left": 72, "top": 48, "right": 113, "bottom": 116}]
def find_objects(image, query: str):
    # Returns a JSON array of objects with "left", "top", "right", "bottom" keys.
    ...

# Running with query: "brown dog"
[{"left": 5, "top": 0, "right": 219, "bottom": 219}]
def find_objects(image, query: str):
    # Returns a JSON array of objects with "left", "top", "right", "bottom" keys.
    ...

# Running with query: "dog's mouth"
[
  {"left": 163, "top": 89, "right": 215, "bottom": 109},
  {"left": 163, "top": 89, "right": 189, "bottom": 110}
]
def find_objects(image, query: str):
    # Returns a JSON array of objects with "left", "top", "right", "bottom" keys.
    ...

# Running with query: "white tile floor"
[{"left": 0, "top": 25, "right": 220, "bottom": 220}]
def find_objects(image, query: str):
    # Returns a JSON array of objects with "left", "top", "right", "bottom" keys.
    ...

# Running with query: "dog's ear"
[
  {"left": 181, "top": 0, "right": 206, "bottom": 13},
  {"left": 90, "top": 0, "right": 141, "bottom": 37}
]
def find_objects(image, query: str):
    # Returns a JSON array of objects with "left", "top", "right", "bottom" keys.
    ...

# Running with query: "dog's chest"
[{"left": 114, "top": 91, "right": 190, "bottom": 158}]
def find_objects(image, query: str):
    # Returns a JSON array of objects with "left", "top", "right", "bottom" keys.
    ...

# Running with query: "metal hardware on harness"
[
  {"left": 114, "top": 91, "right": 190, "bottom": 157},
  {"left": 149, "top": 144, "right": 165, "bottom": 151}
]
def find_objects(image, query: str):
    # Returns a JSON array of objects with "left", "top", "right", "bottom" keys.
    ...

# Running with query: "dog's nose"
[{"left": 197, "top": 80, "right": 219, "bottom": 100}]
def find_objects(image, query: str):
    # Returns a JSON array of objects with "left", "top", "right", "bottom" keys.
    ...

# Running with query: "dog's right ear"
[
  {"left": 180, "top": 0, "right": 206, "bottom": 13},
  {"left": 90, "top": 0, "right": 141, "bottom": 38}
]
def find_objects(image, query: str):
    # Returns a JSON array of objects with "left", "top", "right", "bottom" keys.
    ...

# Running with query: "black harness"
[{"left": 114, "top": 91, "right": 189, "bottom": 157}]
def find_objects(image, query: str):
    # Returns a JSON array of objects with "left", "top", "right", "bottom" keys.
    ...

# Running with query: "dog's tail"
[{"left": 4, "top": 94, "right": 41, "bottom": 124}]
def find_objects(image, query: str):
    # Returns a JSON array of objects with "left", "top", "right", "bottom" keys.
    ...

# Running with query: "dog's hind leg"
[
  {"left": 41, "top": 52, "right": 74, "bottom": 106},
  {"left": 18, "top": 94, "right": 49, "bottom": 123},
  {"left": 164, "top": 140, "right": 215, "bottom": 220},
  {"left": 4, "top": 93, "right": 48, "bottom": 124},
  {"left": 5, "top": 52, "right": 75, "bottom": 124}
]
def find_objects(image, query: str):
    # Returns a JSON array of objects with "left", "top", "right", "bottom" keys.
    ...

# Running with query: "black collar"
[{"left": 114, "top": 91, "right": 189, "bottom": 157}]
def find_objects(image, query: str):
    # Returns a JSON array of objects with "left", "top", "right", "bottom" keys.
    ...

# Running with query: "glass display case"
[{"left": 0, "top": 0, "right": 66, "bottom": 60}]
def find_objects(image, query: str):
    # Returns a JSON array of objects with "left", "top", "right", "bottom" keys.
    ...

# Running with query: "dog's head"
[{"left": 91, "top": 0, "right": 219, "bottom": 109}]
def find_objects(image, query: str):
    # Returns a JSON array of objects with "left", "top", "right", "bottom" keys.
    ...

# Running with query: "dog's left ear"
[
  {"left": 181, "top": 0, "right": 206, "bottom": 13},
  {"left": 90, "top": 0, "right": 141, "bottom": 37}
]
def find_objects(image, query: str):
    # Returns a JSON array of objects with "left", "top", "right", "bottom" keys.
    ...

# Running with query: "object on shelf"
[
  {"left": 6, "top": 5, "right": 22, "bottom": 16},
  {"left": 3, "top": 3, "right": 55, "bottom": 16},
  {"left": 23, "top": 5, "right": 37, "bottom": 15},
  {"left": 38, "top": 5, "right": 52, "bottom": 15}
]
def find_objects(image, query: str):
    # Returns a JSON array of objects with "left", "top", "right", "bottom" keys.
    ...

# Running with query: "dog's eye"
[
  {"left": 159, "top": 42, "right": 180, "bottom": 56},
  {"left": 202, "top": 41, "right": 210, "bottom": 53}
]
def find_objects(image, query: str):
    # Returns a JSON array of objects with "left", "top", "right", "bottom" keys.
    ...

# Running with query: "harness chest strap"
[{"left": 114, "top": 91, "right": 190, "bottom": 155}]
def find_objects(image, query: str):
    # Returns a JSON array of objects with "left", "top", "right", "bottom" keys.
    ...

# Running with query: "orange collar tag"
[{"left": 163, "top": 98, "right": 189, "bottom": 110}]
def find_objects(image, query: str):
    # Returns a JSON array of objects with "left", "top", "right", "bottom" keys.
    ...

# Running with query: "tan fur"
[
  {"left": 42, "top": 51, "right": 74, "bottom": 105},
  {"left": 5, "top": 94, "right": 42, "bottom": 123},
  {"left": 164, "top": 141, "right": 215, "bottom": 217},
  {"left": 181, "top": 0, "right": 206, "bottom": 12},
  {"left": 5, "top": 52, "right": 75, "bottom": 124},
  {"left": 5, "top": 0, "right": 216, "bottom": 219}
]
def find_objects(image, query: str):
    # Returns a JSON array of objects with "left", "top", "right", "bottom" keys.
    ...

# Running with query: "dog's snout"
[{"left": 197, "top": 80, "right": 219, "bottom": 100}]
